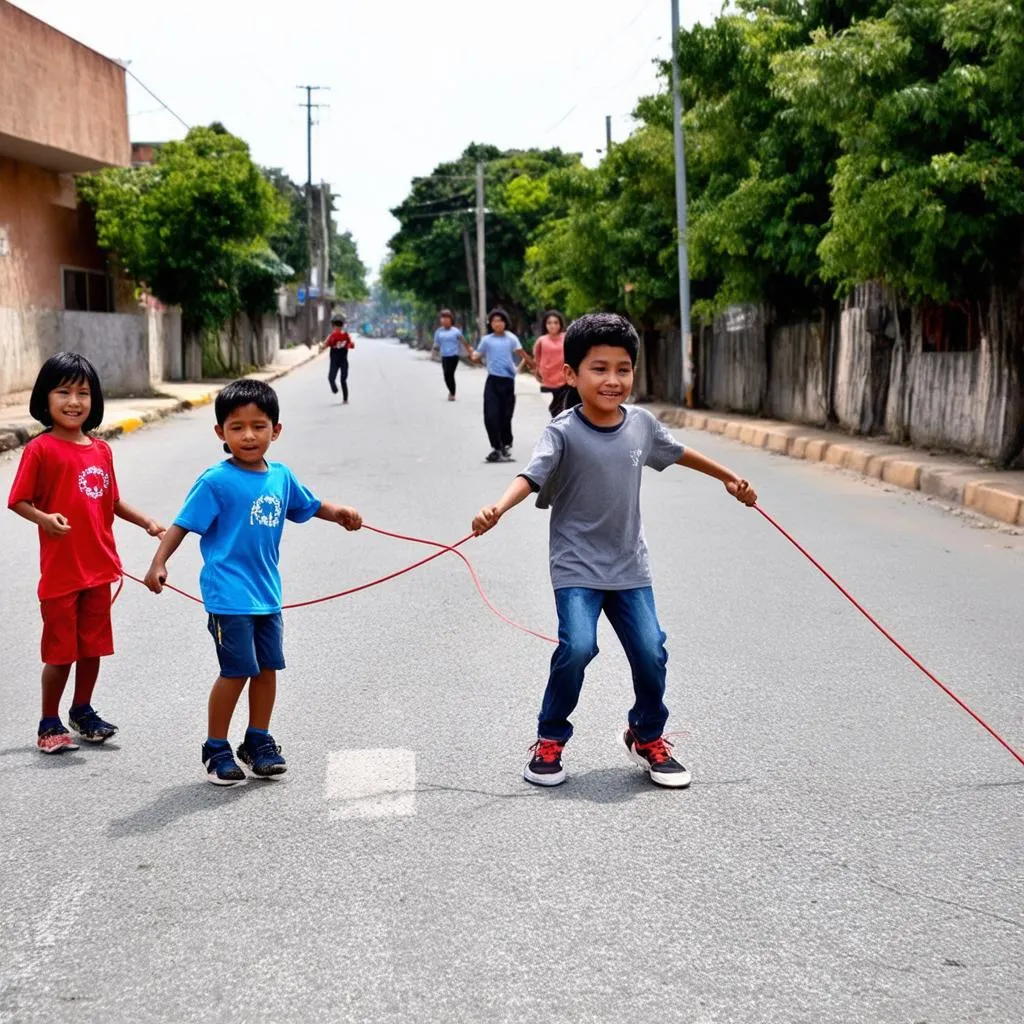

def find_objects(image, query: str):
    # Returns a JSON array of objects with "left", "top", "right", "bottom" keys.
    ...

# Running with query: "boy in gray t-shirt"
[{"left": 472, "top": 313, "right": 757, "bottom": 789}]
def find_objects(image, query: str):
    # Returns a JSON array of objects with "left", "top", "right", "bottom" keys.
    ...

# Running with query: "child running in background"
[
  {"left": 471, "top": 314, "right": 757, "bottom": 788},
  {"left": 469, "top": 307, "right": 535, "bottom": 463},
  {"left": 322, "top": 315, "right": 355, "bottom": 403},
  {"left": 8, "top": 353, "right": 165, "bottom": 754},
  {"left": 144, "top": 379, "right": 363, "bottom": 786},
  {"left": 432, "top": 309, "right": 474, "bottom": 401},
  {"left": 533, "top": 310, "right": 571, "bottom": 417}
]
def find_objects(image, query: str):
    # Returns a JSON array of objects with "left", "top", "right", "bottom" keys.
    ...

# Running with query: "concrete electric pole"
[
  {"left": 670, "top": 1, "right": 693, "bottom": 405},
  {"left": 475, "top": 161, "right": 486, "bottom": 339},
  {"left": 298, "top": 85, "right": 327, "bottom": 342}
]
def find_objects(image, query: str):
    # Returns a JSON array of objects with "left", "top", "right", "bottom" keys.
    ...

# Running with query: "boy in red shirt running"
[
  {"left": 8, "top": 353, "right": 165, "bottom": 753},
  {"left": 322, "top": 315, "right": 355, "bottom": 403}
]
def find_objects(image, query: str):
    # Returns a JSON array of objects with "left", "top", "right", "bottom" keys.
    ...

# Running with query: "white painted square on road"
[{"left": 325, "top": 748, "right": 416, "bottom": 820}]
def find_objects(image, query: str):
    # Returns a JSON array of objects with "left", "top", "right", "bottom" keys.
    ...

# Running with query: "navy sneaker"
[
  {"left": 69, "top": 705, "right": 118, "bottom": 744},
  {"left": 485, "top": 449, "right": 502, "bottom": 463},
  {"left": 202, "top": 742, "right": 246, "bottom": 786},
  {"left": 621, "top": 728, "right": 691, "bottom": 788},
  {"left": 524, "top": 738, "right": 566, "bottom": 786},
  {"left": 236, "top": 733, "right": 287, "bottom": 777}
]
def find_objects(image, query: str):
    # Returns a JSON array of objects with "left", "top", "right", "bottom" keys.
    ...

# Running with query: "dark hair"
[
  {"left": 542, "top": 309, "right": 565, "bottom": 333},
  {"left": 563, "top": 313, "right": 639, "bottom": 371},
  {"left": 215, "top": 379, "right": 279, "bottom": 452},
  {"left": 439, "top": 308, "right": 454, "bottom": 321},
  {"left": 29, "top": 352, "right": 104, "bottom": 432},
  {"left": 331, "top": 315, "right": 345, "bottom": 326},
  {"left": 487, "top": 307, "right": 510, "bottom": 330}
]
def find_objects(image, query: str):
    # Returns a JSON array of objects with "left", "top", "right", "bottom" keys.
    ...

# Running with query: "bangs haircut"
[
  {"left": 487, "top": 307, "right": 511, "bottom": 329},
  {"left": 563, "top": 313, "right": 639, "bottom": 371},
  {"left": 29, "top": 352, "right": 104, "bottom": 432},
  {"left": 215, "top": 378, "right": 280, "bottom": 427}
]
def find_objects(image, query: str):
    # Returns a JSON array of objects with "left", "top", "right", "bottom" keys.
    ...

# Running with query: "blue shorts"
[{"left": 207, "top": 613, "right": 285, "bottom": 678}]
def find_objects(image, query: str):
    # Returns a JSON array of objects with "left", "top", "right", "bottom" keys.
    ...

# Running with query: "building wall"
[
  {"left": 0, "top": 155, "right": 118, "bottom": 309},
  {"left": 0, "top": 1, "right": 129, "bottom": 172}
]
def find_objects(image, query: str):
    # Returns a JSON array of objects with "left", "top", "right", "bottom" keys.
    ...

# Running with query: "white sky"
[{"left": 15, "top": 0, "right": 719, "bottom": 276}]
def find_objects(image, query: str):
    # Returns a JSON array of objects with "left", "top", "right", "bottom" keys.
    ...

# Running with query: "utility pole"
[
  {"left": 606, "top": 115, "right": 613, "bottom": 153},
  {"left": 298, "top": 85, "right": 327, "bottom": 342},
  {"left": 475, "top": 161, "right": 486, "bottom": 339},
  {"left": 670, "top": 1, "right": 693, "bottom": 405},
  {"left": 461, "top": 225, "right": 477, "bottom": 328}
]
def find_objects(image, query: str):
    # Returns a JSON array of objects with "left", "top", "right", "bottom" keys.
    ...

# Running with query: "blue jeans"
[{"left": 538, "top": 587, "right": 669, "bottom": 743}]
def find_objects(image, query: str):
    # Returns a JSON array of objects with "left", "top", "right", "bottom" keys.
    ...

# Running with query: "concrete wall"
[
  {"left": 0, "top": 307, "right": 180, "bottom": 396},
  {"left": 0, "top": 1, "right": 129, "bottom": 173},
  {"left": 696, "top": 306, "right": 767, "bottom": 415},
  {"left": 768, "top": 320, "right": 828, "bottom": 426},
  {"left": 207, "top": 315, "right": 282, "bottom": 378}
]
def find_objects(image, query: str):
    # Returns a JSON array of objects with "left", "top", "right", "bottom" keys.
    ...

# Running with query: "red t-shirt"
[
  {"left": 325, "top": 330, "right": 354, "bottom": 349},
  {"left": 8, "top": 433, "right": 122, "bottom": 600}
]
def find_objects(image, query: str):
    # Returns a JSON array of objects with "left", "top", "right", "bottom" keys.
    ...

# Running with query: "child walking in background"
[
  {"left": 323, "top": 315, "right": 355, "bottom": 403},
  {"left": 432, "top": 309, "right": 473, "bottom": 401},
  {"left": 469, "top": 307, "right": 535, "bottom": 463},
  {"left": 8, "top": 353, "right": 165, "bottom": 754},
  {"left": 472, "top": 314, "right": 756, "bottom": 788},
  {"left": 144, "top": 379, "right": 363, "bottom": 786},
  {"left": 533, "top": 309, "right": 571, "bottom": 417}
]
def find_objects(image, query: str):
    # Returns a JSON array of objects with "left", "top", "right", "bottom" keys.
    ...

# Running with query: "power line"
[{"left": 125, "top": 68, "right": 190, "bottom": 130}]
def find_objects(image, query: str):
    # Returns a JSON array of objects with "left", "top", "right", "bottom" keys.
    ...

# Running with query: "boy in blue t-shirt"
[
  {"left": 144, "top": 379, "right": 363, "bottom": 785},
  {"left": 468, "top": 307, "right": 535, "bottom": 463},
  {"left": 432, "top": 308, "right": 473, "bottom": 401}
]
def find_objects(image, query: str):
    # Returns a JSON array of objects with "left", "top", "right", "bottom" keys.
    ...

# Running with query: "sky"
[{"left": 16, "top": 0, "right": 720, "bottom": 277}]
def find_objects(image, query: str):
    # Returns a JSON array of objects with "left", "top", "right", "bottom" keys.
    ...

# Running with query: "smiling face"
[
  {"left": 48, "top": 378, "right": 92, "bottom": 436},
  {"left": 489, "top": 314, "right": 507, "bottom": 335},
  {"left": 565, "top": 345, "right": 634, "bottom": 420},
  {"left": 215, "top": 402, "right": 282, "bottom": 467}
]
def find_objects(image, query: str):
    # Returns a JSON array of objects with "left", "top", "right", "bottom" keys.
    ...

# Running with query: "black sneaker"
[
  {"left": 621, "top": 728, "right": 691, "bottom": 788},
  {"left": 485, "top": 449, "right": 503, "bottom": 463},
  {"left": 236, "top": 733, "right": 287, "bottom": 777},
  {"left": 524, "top": 738, "right": 566, "bottom": 786},
  {"left": 68, "top": 704, "right": 118, "bottom": 744},
  {"left": 202, "top": 742, "right": 246, "bottom": 786},
  {"left": 500, "top": 446, "right": 514, "bottom": 462}
]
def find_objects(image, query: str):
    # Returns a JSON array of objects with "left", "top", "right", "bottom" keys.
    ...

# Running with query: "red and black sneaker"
[
  {"left": 524, "top": 738, "right": 566, "bottom": 787},
  {"left": 621, "top": 728, "right": 691, "bottom": 788}
]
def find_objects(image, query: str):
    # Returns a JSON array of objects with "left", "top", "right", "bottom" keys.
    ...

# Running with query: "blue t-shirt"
[
  {"left": 476, "top": 332, "right": 523, "bottom": 379},
  {"left": 174, "top": 460, "right": 321, "bottom": 614},
  {"left": 434, "top": 326, "right": 466, "bottom": 358}
]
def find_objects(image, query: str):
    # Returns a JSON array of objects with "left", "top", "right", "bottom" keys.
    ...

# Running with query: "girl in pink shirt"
[{"left": 533, "top": 310, "right": 572, "bottom": 417}]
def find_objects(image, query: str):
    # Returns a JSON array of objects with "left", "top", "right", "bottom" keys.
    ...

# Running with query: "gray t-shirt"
[{"left": 520, "top": 405, "right": 685, "bottom": 591}]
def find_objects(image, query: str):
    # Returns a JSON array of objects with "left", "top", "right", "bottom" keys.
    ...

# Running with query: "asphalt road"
[{"left": 1, "top": 339, "right": 1021, "bottom": 1024}]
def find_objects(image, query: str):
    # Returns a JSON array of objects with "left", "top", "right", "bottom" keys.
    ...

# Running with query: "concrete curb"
[
  {"left": 0, "top": 348, "right": 322, "bottom": 454},
  {"left": 656, "top": 406, "right": 1024, "bottom": 528}
]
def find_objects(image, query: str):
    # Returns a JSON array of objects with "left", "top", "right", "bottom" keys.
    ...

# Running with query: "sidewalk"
[
  {"left": 0, "top": 345, "right": 323, "bottom": 455},
  {"left": 653, "top": 404, "right": 1024, "bottom": 528}
]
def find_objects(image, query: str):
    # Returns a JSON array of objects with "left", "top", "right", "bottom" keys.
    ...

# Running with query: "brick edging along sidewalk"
[{"left": 655, "top": 405, "right": 1024, "bottom": 528}]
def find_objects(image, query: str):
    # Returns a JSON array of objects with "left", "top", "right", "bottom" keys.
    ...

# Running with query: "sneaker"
[
  {"left": 500, "top": 446, "right": 514, "bottom": 462},
  {"left": 202, "top": 742, "right": 246, "bottom": 786},
  {"left": 524, "top": 738, "right": 566, "bottom": 786},
  {"left": 236, "top": 733, "right": 287, "bottom": 777},
  {"left": 37, "top": 724, "right": 79, "bottom": 755},
  {"left": 68, "top": 705, "right": 118, "bottom": 744},
  {"left": 485, "top": 449, "right": 503, "bottom": 463},
  {"left": 621, "top": 729, "right": 691, "bottom": 788}
]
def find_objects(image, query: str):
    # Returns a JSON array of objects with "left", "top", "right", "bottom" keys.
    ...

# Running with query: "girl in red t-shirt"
[{"left": 8, "top": 353, "right": 165, "bottom": 754}]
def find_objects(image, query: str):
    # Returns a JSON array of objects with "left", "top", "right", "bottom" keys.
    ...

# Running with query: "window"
[
  {"left": 63, "top": 268, "right": 114, "bottom": 313},
  {"left": 921, "top": 300, "right": 981, "bottom": 353}
]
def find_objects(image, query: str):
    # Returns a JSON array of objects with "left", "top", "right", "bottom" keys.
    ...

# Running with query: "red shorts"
[{"left": 39, "top": 584, "right": 114, "bottom": 666}]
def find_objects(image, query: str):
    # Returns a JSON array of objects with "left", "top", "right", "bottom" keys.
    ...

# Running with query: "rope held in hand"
[{"left": 118, "top": 511, "right": 1021, "bottom": 768}]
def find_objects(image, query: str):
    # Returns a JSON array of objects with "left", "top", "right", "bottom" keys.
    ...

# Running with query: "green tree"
[
  {"left": 774, "top": 0, "right": 1024, "bottom": 301},
  {"left": 79, "top": 125, "right": 287, "bottom": 339},
  {"left": 383, "top": 143, "right": 579, "bottom": 331},
  {"left": 331, "top": 230, "right": 369, "bottom": 301}
]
